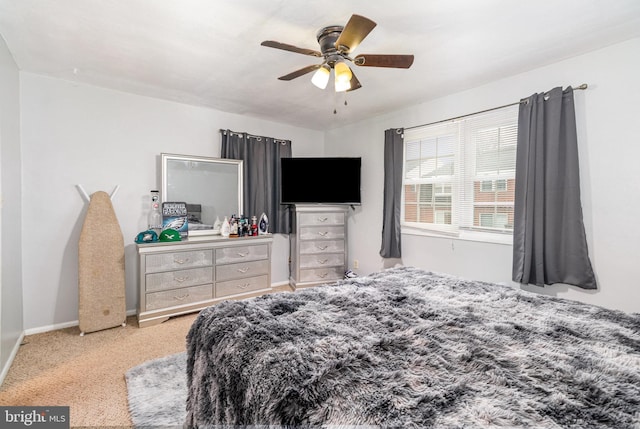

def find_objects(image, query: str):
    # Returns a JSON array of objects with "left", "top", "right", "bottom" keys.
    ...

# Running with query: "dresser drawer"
[
  {"left": 215, "top": 244, "right": 269, "bottom": 264},
  {"left": 216, "top": 260, "right": 269, "bottom": 282},
  {"left": 215, "top": 275, "right": 269, "bottom": 298},
  {"left": 146, "top": 284, "right": 213, "bottom": 311},
  {"left": 146, "top": 267, "right": 213, "bottom": 293},
  {"left": 299, "top": 239, "right": 344, "bottom": 254},
  {"left": 145, "top": 250, "right": 213, "bottom": 273},
  {"left": 299, "top": 267, "right": 343, "bottom": 283},
  {"left": 299, "top": 212, "right": 344, "bottom": 226},
  {"left": 299, "top": 253, "right": 344, "bottom": 269},
  {"left": 300, "top": 226, "right": 345, "bottom": 240}
]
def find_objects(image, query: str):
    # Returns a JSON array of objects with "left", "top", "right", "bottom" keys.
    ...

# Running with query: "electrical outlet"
[{"left": 353, "top": 259, "right": 359, "bottom": 269}]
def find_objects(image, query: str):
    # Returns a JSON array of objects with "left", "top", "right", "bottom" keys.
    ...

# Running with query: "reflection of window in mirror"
[{"left": 161, "top": 154, "right": 243, "bottom": 236}]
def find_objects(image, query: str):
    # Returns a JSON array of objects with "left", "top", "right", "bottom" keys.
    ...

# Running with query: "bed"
[{"left": 185, "top": 266, "right": 640, "bottom": 428}]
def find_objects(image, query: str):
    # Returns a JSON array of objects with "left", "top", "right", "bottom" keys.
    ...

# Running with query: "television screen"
[{"left": 280, "top": 157, "right": 361, "bottom": 205}]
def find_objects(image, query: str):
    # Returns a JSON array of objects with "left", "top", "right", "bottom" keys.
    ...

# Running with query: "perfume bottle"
[
  {"left": 147, "top": 190, "right": 162, "bottom": 235},
  {"left": 229, "top": 214, "right": 238, "bottom": 237},
  {"left": 250, "top": 216, "right": 258, "bottom": 236}
]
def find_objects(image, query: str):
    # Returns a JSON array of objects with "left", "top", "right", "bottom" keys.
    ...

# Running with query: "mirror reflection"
[{"left": 161, "top": 153, "right": 243, "bottom": 236}]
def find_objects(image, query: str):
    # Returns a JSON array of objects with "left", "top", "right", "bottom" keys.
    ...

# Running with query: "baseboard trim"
[
  {"left": 24, "top": 309, "right": 137, "bottom": 336},
  {"left": 24, "top": 320, "right": 78, "bottom": 336},
  {"left": 0, "top": 331, "right": 25, "bottom": 386},
  {"left": 22, "top": 281, "right": 291, "bottom": 336}
]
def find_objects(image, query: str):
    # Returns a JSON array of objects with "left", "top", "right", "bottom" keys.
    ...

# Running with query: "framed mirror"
[{"left": 161, "top": 153, "right": 243, "bottom": 236}]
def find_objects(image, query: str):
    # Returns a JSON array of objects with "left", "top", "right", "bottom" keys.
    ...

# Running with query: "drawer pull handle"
[
  {"left": 318, "top": 259, "right": 328, "bottom": 265},
  {"left": 318, "top": 272, "right": 329, "bottom": 278},
  {"left": 173, "top": 293, "right": 189, "bottom": 301},
  {"left": 237, "top": 267, "right": 250, "bottom": 274},
  {"left": 174, "top": 276, "right": 190, "bottom": 283},
  {"left": 237, "top": 283, "right": 250, "bottom": 290},
  {"left": 174, "top": 258, "right": 190, "bottom": 264},
  {"left": 315, "top": 245, "right": 328, "bottom": 251},
  {"left": 318, "top": 231, "right": 329, "bottom": 237},
  {"left": 236, "top": 252, "right": 248, "bottom": 258},
  {"left": 317, "top": 217, "right": 328, "bottom": 223}
]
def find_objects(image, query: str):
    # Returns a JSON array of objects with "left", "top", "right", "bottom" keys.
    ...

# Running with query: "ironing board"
[{"left": 78, "top": 190, "right": 126, "bottom": 335}]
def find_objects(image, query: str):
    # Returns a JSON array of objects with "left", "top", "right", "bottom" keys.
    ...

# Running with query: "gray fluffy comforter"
[{"left": 185, "top": 267, "right": 640, "bottom": 428}]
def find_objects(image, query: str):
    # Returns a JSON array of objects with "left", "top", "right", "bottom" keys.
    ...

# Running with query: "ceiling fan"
[{"left": 261, "top": 14, "right": 414, "bottom": 92}]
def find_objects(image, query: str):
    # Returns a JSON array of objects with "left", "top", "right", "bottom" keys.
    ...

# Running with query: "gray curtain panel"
[
  {"left": 380, "top": 128, "right": 404, "bottom": 258},
  {"left": 220, "top": 130, "right": 292, "bottom": 234},
  {"left": 512, "top": 87, "right": 596, "bottom": 289}
]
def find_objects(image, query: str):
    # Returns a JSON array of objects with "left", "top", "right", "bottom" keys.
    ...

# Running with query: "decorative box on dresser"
[
  {"left": 136, "top": 235, "right": 272, "bottom": 327},
  {"left": 289, "top": 205, "right": 348, "bottom": 289}
]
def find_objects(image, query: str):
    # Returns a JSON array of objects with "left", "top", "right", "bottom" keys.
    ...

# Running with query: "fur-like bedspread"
[{"left": 185, "top": 267, "right": 640, "bottom": 428}]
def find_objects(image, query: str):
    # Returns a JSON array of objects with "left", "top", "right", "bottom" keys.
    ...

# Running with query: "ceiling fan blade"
[
  {"left": 354, "top": 54, "right": 414, "bottom": 68},
  {"left": 261, "top": 40, "right": 322, "bottom": 57},
  {"left": 335, "top": 14, "right": 377, "bottom": 54},
  {"left": 347, "top": 71, "right": 362, "bottom": 92},
  {"left": 278, "top": 64, "right": 322, "bottom": 81}
]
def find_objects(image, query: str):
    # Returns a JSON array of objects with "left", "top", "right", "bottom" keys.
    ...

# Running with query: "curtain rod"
[
  {"left": 220, "top": 129, "right": 289, "bottom": 144},
  {"left": 403, "top": 83, "right": 588, "bottom": 131}
]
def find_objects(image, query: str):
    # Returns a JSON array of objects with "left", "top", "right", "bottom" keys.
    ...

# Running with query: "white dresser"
[
  {"left": 289, "top": 205, "right": 348, "bottom": 289},
  {"left": 137, "top": 235, "right": 272, "bottom": 327}
]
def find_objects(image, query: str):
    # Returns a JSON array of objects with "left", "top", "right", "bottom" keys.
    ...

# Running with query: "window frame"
[{"left": 400, "top": 105, "right": 518, "bottom": 244}]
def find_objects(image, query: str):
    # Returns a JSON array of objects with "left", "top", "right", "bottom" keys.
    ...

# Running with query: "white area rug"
[{"left": 125, "top": 352, "right": 187, "bottom": 428}]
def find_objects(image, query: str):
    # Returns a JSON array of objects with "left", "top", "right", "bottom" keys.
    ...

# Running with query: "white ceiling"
[{"left": 1, "top": 0, "right": 639, "bottom": 130}]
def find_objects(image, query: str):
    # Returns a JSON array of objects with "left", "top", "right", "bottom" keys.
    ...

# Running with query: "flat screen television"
[{"left": 280, "top": 157, "right": 361, "bottom": 205}]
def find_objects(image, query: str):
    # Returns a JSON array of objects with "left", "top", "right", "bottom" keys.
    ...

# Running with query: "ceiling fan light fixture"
[
  {"left": 334, "top": 61, "right": 353, "bottom": 84},
  {"left": 261, "top": 14, "right": 415, "bottom": 93},
  {"left": 335, "top": 78, "right": 351, "bottom": 92},
  {"left": 311, "top": 64, "right": 331, "bottom": 89}
]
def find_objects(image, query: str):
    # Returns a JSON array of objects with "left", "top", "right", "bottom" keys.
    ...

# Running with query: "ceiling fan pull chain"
[{"left": 333, "top": 93, "right": 348, "bottom": 115}]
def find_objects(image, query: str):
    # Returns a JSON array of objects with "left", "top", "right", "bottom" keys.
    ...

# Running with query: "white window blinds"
[{"left": 402, "top": 105, "right": 518, "bottom": 238}]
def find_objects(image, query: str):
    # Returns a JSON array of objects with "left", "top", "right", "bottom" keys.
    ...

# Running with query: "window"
[
  {"left": 479, "top": 179, "right": 508, "bottom": 192},
  {"left": 480, "top": 180, "right": 494, "bottom": 192},
  {"left": 401, "top": 105, "right": 518, "bottom": 239},
  {"left": 479, "top": 213, "right": 509, "bottom": 229}
]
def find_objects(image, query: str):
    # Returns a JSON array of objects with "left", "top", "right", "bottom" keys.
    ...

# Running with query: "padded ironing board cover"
[{"left": 78, "top": 191, "right": 126, "bottom": 333}]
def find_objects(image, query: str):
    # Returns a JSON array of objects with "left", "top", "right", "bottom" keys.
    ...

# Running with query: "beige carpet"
[{"left": 0, "top": 313, "right": 197, "bottom": 427}]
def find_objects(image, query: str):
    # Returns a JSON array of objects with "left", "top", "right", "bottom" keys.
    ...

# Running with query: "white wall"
[
  {"left": 17, "top": 37, "right": 640, "bottom": 332},
  {"left": 0, "top": 34, "right": 23, "bottom": 378},
  {"left": 326, "top": 37, "right": 640, "bottom": 314},
  {"left": 20, "top": 75, "right": 324, "bottom": 330}
]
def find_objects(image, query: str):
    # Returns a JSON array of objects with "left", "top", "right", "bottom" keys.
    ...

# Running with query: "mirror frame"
[{"left": 161, "top": 153, "right": 243, "bottom": 237}]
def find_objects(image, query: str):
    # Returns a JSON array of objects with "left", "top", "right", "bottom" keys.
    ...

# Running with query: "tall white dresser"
[{"left": 289, "top": 205, "right": 348, "bottom": 289}]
